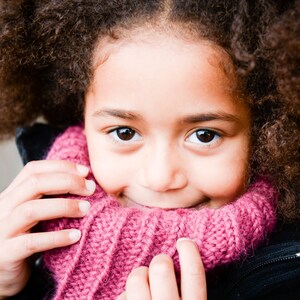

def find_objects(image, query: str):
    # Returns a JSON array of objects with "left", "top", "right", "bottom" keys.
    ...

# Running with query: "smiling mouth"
[{"left": 117, "top": 194, "right": 210, "bottom": 211}]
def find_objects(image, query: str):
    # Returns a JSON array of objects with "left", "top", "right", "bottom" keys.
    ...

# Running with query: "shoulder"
[{"left": 208, "top": 221, "right": 300, "bottom": 299}]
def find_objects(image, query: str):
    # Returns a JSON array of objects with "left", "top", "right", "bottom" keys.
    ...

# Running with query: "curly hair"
[{"left": 0, "top": 0, "right": 299, "bottom": 221}]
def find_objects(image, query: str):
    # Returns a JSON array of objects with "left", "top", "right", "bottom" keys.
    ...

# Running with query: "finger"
[
  {"left": 2, "top": 229, "right": 82, "bottom": 262},
  {"left": 176, "top": 238, "right": 207, "bottom": 300},
  {"left": 3, "top": 198, "right": 90, "bottom": 238},
  {"left": 1, "top": 160, "right": 90, "bottom": 198},
  {"left": 117, "top": 292, "right": 126, "bottom": 300},
  {"left": 125, "top": 266, "right": 151, "bottom": 300},
  {"left": 1, "top": 172, "right": 95, "bottom": 212},
  {"left": 149, "top": 254, "right": 180, "bottom": 300}
]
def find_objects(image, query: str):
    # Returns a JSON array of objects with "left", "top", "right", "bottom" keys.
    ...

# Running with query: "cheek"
[
  {"left": 215, "top": 164, "right": 248, "bottom": 197},
  {"left": 88, "top": 147, "right": 133, "bottom": 195},
  {"left": 193, "top": 148, "right": 249, "bottom": 202},
  {"left": 216, "top": 139, "right": 250, "bottom": 198},
  {"left": 89, "top": 154, "right": 121, "bottom": 194}
]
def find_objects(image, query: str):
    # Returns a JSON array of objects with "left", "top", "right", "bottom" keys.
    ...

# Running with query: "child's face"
[{"left": 84, "top": 34, "right": 251, "bottom": 209}]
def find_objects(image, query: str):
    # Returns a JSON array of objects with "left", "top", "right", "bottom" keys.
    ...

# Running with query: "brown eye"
[
  {"left": 116, "top": 127, "right": 136, "bottom": 141},
  {"left": 187, "top": 129, "right": 220, "bottom": 145},
  {"left": 109, "top": 127, "right": 142, "bottom": 143},
  {"left": 196, "top": 129, "right": 216, "bottom": 143}
]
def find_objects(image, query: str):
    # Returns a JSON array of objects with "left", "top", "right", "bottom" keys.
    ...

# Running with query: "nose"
[{"left": 140, "top": 143, "right": 187, "bottom": 193}]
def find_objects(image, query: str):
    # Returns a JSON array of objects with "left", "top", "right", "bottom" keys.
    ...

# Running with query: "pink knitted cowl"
[{"left": 43, "top": 126, "right": 277, "bottom": 300}]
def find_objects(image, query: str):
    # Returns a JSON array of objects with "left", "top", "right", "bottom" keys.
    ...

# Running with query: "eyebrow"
[
  {"left": 93, "top": 109, "right": 240, "bottom": 123},
  {"left": 93, "top": 109, "right": 143, "bottom": 121},
  {"left": 181, "top": 112, "right": 240, "bottom": 124}
]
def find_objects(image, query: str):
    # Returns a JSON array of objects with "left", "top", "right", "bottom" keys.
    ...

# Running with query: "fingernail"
[
  {"left": 85, "top": 180, "right": 96, "bottom": 193},
  {"left": 79, "top": 201, "right": 91, "bottom": 214},
  {"left": 76, "top": 164, "right": 89, "bottom": 176},
  {"left": 176, "top": 237, "right": 194, "bottom": 250},
  {"left": 69, "top": 229, "right": 81, "bottom": 242}
]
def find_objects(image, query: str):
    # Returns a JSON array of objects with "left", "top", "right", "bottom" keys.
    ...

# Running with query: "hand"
[
  {"left": 118, "top": 238, "right": 207, "bottom": 300},
  {"left": 0, "top": 160, "right": 95, "bottom": 298}
]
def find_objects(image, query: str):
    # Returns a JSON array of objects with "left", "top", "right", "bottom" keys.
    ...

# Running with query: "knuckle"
[
  {"left": 66, "top": 174, "right": 85, "bottom": 190},
  {"left": 54, "top": 159, "right": 71, "bottom": 170},
  {"left": 62, "top": 199, "right": 77, "bottom": 214},
  {"left": 20, "top": 202, "right": 37, "bottom": 220},
  {"left": 50, "top": 232, "right": 66, "bottom": 248},
  {"left": 64, "top": 174, "right": 78, "bottom": 187},
  {"left": 63, "top": 160, "right": 76, "bottom": 169},
  {"left": 27, "top": 173, "right": 40, "bottom": 189},
  {"left": 24, "top": 161, "right": 38, "bottom": 174},
  {"left": 48, "top": 233, "right": 57, "bottom": 248},
  {"left": 25, "top": 235, "right": 38, "bottom": 252}
]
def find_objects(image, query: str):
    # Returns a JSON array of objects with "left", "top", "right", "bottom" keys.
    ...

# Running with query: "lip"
[
  {"left": 117, "top": 194, "right": 210, "bottom": 211},
  {"left": 122, "top": 197, "right": 161, "bottom": 211}
]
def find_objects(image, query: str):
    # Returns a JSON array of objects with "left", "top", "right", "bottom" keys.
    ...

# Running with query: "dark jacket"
[{"left": 11, "top": 124, "right": 300, "bottom": 300}]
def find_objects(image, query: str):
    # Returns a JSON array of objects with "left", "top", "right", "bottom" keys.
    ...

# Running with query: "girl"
[{"left": 0, "top": 0, "right": 299, "bottom": 299}]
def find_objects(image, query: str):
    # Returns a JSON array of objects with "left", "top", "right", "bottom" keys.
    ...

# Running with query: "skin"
[
  {"left": 0, "top": 32, "right": 250, "bottom": 298},
  {"left": 85, "top": 33, "right": 251, "bottom": 210},
  {"left": 0, "top": 160, "right": 95, "bottom": 297},
  {"left": 118, "top": 238, "right": 207, "bottom": 300}
]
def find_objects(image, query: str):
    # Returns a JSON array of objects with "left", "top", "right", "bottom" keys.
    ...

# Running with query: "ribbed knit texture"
[{"left": 43, "top": 126, "right": 277, "bottom": 300}]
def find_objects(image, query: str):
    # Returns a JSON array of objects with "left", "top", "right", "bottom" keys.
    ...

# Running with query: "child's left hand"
[{"left": 118, "top": 238, "right": 207, "bottom": 300}]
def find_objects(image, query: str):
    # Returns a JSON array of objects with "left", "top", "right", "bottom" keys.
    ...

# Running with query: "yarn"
[{"left": 43, "top": 126, "right": 277, "bottom": 300}]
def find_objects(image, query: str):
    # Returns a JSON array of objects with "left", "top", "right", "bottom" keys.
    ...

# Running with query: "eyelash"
[
  {"left": 107, "top": 126, "right": 222, "bottom": 148},
  {"left": 186, "top": 129, "right": 221, "bottom": 147},
  {"left": 107, "top": 127, "right": 142, "bottom": 144}
]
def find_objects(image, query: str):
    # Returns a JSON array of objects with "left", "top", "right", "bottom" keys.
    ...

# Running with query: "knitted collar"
[{"left": 43, "top": 126, "right": 277, "bottom": 300}]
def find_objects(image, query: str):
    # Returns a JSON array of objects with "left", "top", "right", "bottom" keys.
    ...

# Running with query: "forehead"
[
  {"left": 86, "top": 30, "right": 244, "bottom": 115},
  {"left": 85, "top": 31, "right": 250, "bottom": 136},
  {"left": 91, "top": 28, "right": 236, "bottom": 84}
]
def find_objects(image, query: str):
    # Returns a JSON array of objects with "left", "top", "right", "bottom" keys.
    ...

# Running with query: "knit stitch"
[{"left": 43, "top": 126, "right": 277, "bottom": 300}]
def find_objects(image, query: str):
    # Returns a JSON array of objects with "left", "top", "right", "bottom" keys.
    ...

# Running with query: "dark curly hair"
[{"left": 0, "top": 0, "right": 299, "bottom": 221}]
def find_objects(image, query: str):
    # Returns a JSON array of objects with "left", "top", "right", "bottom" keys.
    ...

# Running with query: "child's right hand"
[
  {"left": 118, "top": 239, "right": 207, "bottom": 300},
  {"left": 0, "top": 160, "right": 95, "bottom": 298}
]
